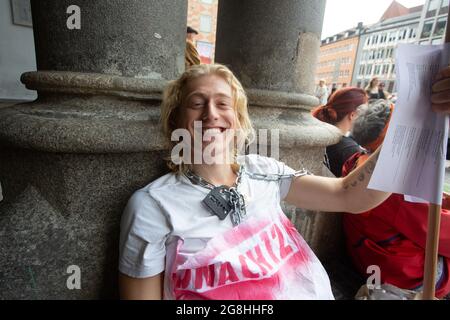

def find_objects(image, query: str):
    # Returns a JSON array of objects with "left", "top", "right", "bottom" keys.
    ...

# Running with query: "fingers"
[
  {"left": 432, "top": 78, "right": 450, "bottom": 93},
  {"left": 432, "top": 67, "right": 450, "bottom": 114},
  {"left": 431, "top": 89, "right": 450, "bottom": 103},
  {"left": 434, "top": 66, "right": 450, "bottom": 82},
  {"left": 432, "top": 103, "right": 450, "bottom": 114}
]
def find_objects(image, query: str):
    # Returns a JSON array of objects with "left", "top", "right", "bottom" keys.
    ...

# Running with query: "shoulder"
[
  {"left": 142, "top": 171, "right": 184, "bottom": 193},
  {"left": 238, "top": 154, "right": 294, "bottom": 175},
  {"left": 125, "top": 172, "right": 182, "bottom": 214},
  {"left": 342, "top": 136, "right": 361, "bottom": 147}
]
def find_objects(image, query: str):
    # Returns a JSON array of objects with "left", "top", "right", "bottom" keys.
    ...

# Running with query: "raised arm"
[{"left": 285, "top": 147, "right": 390, "bottom": 213}]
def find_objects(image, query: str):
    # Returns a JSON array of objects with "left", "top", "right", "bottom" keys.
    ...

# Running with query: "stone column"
[
  {"left": 0, "top": 0, "right": 186, "bottom": 299},
  {"left": 215, "top": 0, "right": 343, "bottom": 261}
]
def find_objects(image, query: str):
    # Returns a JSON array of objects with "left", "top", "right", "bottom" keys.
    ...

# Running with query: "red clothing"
[{"left": 342, "top": 153, "right": 450, "bottom": 298}]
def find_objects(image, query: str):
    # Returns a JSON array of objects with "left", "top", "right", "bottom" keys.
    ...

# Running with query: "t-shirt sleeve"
[
  {"left": 118, "top": 189, "right": 171, "bottom": 278},
  {"left": 243, "top": 154, "right": 297, "bottom": 201}
]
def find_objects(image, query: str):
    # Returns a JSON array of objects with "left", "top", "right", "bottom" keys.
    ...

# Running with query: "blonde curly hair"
[{"left": 160, "top": 64, "right": 254, "bottom": 173}]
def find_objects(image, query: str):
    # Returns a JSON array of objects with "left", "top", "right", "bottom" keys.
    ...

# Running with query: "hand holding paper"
[
  {"left": 368, "top": 44, "right": 450, "bottom": 205},
  {"left": 432, "top": 67, "right": 450, "bottom": 114}
]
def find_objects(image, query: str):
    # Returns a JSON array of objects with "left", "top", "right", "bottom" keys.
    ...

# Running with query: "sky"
[{"left": 321, "top": 0, "right": 427, "bottom": 39}]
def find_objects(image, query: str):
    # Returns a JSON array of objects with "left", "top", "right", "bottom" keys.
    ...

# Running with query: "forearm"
[{"left": 342, "top": 147, "right": 391, "bottom": 213}]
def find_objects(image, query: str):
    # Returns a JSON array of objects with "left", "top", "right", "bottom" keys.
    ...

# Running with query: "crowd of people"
[{"left": 315, "top": 77, "right": 393, "bottom": 104}]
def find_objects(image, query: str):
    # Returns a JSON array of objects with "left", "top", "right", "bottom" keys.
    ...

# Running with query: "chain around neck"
[{"left": 185, "top": 165, "right": 243, "bottom": 191}]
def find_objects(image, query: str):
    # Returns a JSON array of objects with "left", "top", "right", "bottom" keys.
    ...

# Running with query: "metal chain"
[
  {"left": 185, "top": 165, "right": 244, "bottom": 191},
  {"left": 184, "top": 167, "right": 246, "bottom": 226},
  {"left": 184, "top": 165, "right": 311, "bottom": 226},
  {"left": 244, "top": 168, "right": 312, "bottom": 182}
]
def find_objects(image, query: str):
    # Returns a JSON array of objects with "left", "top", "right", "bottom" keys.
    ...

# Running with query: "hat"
[{"left": 187, "top": 26, "right": 199, "bottom": 34}]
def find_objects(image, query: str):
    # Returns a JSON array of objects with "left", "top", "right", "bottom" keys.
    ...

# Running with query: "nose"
[{"left": 202, "top": 100, "right": 219, "bottom": 122}]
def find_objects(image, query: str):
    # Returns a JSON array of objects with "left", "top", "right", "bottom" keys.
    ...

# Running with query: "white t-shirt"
[{"left": 119, "top": 154, "right": 334, "bottom": 300}]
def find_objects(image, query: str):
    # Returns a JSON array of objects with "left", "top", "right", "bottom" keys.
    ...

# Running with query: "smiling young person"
[{"left": 117, "top": 63, "right": 450, "bottom": 300}]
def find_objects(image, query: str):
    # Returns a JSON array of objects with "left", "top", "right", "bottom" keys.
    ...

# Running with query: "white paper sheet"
[{"left": 368, "top": 44, "right": 450, "bottom": 205}]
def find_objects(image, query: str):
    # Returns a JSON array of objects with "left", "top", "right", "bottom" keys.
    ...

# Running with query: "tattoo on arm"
[{"left": 343, "top": 152, "right": 379, "bottom": 189}]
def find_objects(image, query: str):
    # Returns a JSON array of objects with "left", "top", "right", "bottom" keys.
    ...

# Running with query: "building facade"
[
  {"left": 0, "top": 0, "right": 36, "bottom": 101},
  {"left": 187, "top": 0, "right": 218, "bottom": 64},
  {"left": 416, "top": 0, "right": 449, "bottom": 45},
  {"left": 351, "top": 6, "right": 422, "bottom": 93},
  {"left": 316, "top": 24, "right": 363, "bottom": 91}
]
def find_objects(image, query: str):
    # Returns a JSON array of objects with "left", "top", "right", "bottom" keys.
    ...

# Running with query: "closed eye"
[
  {"left": 217, "top": 101, "right": 232, "bottom": 108},
  {"left": 189, "top": 101, "right": 205, "bottom": 109}
]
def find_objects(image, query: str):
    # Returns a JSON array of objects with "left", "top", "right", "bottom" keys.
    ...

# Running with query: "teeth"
[{"left": 203, "top": 128, "right": 222, "bottom": 135}]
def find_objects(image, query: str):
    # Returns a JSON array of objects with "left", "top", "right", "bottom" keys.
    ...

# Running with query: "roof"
[
  {"left": 380, "top": 1, "right": 410, "bottom": 21},
  {"left": 321, "top": 23, "right": 365, "bottom": 45},
  {"left": 408, "top": 5, "right": 424, "bottom": 14}
]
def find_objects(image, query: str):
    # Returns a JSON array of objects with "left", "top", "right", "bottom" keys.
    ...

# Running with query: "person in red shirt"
[{"left": 342, "top": 99, "right": 450, "bottom": 298}]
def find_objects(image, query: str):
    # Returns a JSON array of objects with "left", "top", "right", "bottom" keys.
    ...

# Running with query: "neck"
[
  {"left": 335, "top": 121, "right": 351, "bottom": 135},
  {"left": 190, "top": 163, "right": 237, "bottom": 187}
]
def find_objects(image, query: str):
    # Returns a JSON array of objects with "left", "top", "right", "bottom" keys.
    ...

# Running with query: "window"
[
  {"left": 426, "top": 0, "right": 440, "bottom": 18},
  {"left": 201, "top": 0, "right": 213, "bottom": 3},
  {"left": 389, "top": 32, "right": 396, "bottom": 42},
  {"left": 421, "top": 20, "right": 434, "bottom": 38},
  {"left": 433, "top": 17, "right": 447, "bottom": 37},
  {"left": 409, "top": 28, "right": 417, "bottom": 39},
  {"left": 357, "top": 81, "right": 362, "bottom": 88},
  {"left": 440, "top": 0, "right": 449, "bottom": 15},
  {"left": 388, "top": 81, "right": 395, "bottom": 93},
  {"left": 359, "top": 65, "right": 365, "bottom": 75},
  {"left": 432, "top": 38, "right": 443, "bottom": 44},
  {"left": 372, "top": 35, "right": 379, "bottom": 44},
  {"left": 366, "top": 64, "right": 373, "bottom": 75},
  {"left": 387, "top": 48, "right": 394, "bottom": 58},
  {"left": 398, "top": 29, "right": 408, "bottom": 40},
  {"left": 196, "top": 41, "right": 214, "bottom": 63},
  {"left": 402, "top": 29, "right": 407, "bottom": 40},
  {"left": 200, "top": 15, "right": 212, "bottom": 33},
  {"left": 374, "top": 65, "right": 381, "bottom": 75}
]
